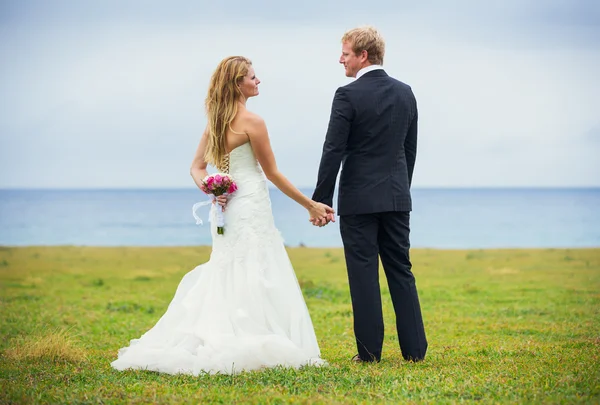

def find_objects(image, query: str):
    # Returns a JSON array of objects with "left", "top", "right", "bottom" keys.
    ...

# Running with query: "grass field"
[{"left": 1, "top": 246, "right": 599, "bottom": 404}]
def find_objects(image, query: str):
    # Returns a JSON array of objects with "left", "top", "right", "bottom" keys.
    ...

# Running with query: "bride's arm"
[
  {"left": 190, "top": 126, "right": 210, "bottom": 190},
  {"left": 246, "top": 114, "right": 334, "bottom": 221}
]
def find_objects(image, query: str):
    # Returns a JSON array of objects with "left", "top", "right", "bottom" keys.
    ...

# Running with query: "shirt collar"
[{"left": 356, "top": 64, "right": 384, "bottom": 79}]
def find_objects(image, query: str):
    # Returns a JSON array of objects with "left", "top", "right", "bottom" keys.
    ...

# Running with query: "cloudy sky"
[{"left": 1, "top": 0, "right": 599, "bottom": 189}]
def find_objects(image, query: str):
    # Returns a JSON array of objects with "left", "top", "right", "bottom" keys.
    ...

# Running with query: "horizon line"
[{"left": 1, "top": 186, "right": 599, "bottom": 191}]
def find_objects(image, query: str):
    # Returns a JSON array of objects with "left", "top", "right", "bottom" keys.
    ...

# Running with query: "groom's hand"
[
  {"left": 309, "top": 204, "right": 335, "bottom": 227},
  {"left": 314, "top": 212, "right": 335, "bottom": 227},
  {"left": 310, "top": 216, "right": 327, "bottom": 227}
]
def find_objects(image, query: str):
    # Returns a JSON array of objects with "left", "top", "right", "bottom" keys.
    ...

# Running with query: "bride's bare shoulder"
[{"left": 238, "top": 109, "right": 265, "bottom": 127}]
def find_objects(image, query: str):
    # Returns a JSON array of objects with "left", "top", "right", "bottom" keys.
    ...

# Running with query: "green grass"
[{"left": 1, "top": 246, "right": 599, "bottom": 404}]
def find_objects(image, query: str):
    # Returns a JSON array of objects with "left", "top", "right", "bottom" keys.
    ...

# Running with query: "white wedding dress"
[{"left": 111, "top": 143, "right": 324, "bottom": 375}]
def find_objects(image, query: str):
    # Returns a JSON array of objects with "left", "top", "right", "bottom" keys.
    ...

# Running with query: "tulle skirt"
[{"left": 111, "top": 206, "right": 324, "bottom": 375}]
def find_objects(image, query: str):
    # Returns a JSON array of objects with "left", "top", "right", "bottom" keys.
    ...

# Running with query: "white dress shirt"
[{"left": 356, "top": 64, "right": 384, "bottom": 79}]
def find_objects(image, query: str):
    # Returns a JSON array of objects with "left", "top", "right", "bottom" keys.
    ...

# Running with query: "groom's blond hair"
[{"left": 342, "top": 26, "right": 385, "bottom": 65}]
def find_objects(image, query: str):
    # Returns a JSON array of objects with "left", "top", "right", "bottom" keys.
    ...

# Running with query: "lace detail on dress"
[{"left": 210, "top": 143, "right": 282, "bottom": 253}]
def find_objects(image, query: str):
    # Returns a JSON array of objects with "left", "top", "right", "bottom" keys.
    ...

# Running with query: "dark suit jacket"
[{"left": 312, "top": 69, "right": 418, "bottom": 216}]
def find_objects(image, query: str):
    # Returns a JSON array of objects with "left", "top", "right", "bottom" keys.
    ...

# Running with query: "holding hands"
[
  {"left": 214, "top": 196, "right": 334, "bottom": 227},
  {"left": 308, "top": 201, "right": 335, "bottom": 227}
]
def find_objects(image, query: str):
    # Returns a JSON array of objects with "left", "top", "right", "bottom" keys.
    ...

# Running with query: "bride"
[{"left": 111, "top": 56, "right": 333, "bottom": 375}]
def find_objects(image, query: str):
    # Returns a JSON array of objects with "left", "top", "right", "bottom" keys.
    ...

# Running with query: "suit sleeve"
[
  {"left": 404, "top": 109, "right": 418, "bottom": 188},
  {"left": 312, "top": 87, "right": 353, "bottom": 207}
]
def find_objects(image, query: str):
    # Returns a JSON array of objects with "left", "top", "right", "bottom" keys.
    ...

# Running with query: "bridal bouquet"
[{"left": 193, "top": 173, "right": 238, "bottom": 235}]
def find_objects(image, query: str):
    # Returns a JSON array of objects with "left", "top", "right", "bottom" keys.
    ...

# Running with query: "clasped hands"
[
  {"left": 213, "top": 196, "right": 335, "bottom": 227},
  {"left": 308, "top": 202, "right": 335, "bottom": 227}
]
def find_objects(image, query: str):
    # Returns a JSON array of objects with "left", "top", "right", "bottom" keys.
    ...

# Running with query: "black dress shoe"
[
  {"left": 351, "top": 354, "right": 380, "bottom": 363},
  {"left": 351, "top": 354, "right": 363, "bottom": 362}
]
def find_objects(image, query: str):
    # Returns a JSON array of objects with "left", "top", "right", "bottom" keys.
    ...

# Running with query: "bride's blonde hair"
[{"left": 204, "top": 56, "right": 252, "bottom": 169}]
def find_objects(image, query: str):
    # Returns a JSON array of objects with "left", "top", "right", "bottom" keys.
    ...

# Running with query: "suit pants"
[{"left": 340, "top": 211, "right": 427, "bottom": 361}]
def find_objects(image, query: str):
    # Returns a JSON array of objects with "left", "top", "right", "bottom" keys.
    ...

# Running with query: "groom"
[{"left": 311, "top": 26, "right": 427, "bottom": 362}]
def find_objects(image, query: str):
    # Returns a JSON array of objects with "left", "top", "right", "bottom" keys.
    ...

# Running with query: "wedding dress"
[{"left": 111, "top": 142, "right": 324, "bottom": 375}]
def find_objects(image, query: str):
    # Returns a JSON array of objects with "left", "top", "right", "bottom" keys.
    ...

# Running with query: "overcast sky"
[{"left": 1, "top": 0, "right": 599, "bottom": 188}]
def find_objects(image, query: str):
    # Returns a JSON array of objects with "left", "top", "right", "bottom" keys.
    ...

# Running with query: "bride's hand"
[
  {"left": 213, "top": 195, "right": 228, "bottom": 212},
  {"left": 308, "top": 202, "right": 335, "bottom": 227}
]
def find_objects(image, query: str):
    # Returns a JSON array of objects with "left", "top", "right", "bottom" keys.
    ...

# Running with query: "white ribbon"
[
  {"left": 192, "top": 198, "right": 213, "bottom": 225},
  {"left": 192, "top": 193, "right": 226, "bottom": 227}
]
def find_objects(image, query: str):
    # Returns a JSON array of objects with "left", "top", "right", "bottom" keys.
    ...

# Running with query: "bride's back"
[
  {"left": 222, "top": 110, "right": 265, "bottom": 183},
  {"left": 225, "top": 108, "right": 254, "bottom": 153}
]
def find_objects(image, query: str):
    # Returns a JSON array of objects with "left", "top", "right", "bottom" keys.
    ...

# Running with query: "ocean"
[{"left": 0, "top": 188, "right": 598, "bottom": 248}]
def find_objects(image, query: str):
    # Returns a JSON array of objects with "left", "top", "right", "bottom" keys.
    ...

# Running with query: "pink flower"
[{"left": 199, "top": 174, "right": 237, "bottom": 198}]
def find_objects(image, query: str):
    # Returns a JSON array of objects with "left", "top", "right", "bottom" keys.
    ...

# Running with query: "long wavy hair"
[{"left": 204, "top": 56, "right": 252, "bottom": 168}]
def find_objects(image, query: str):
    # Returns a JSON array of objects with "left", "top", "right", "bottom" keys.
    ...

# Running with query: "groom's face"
[{"left": 340, "top": 41, "right": 363, "bottom": 78}]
